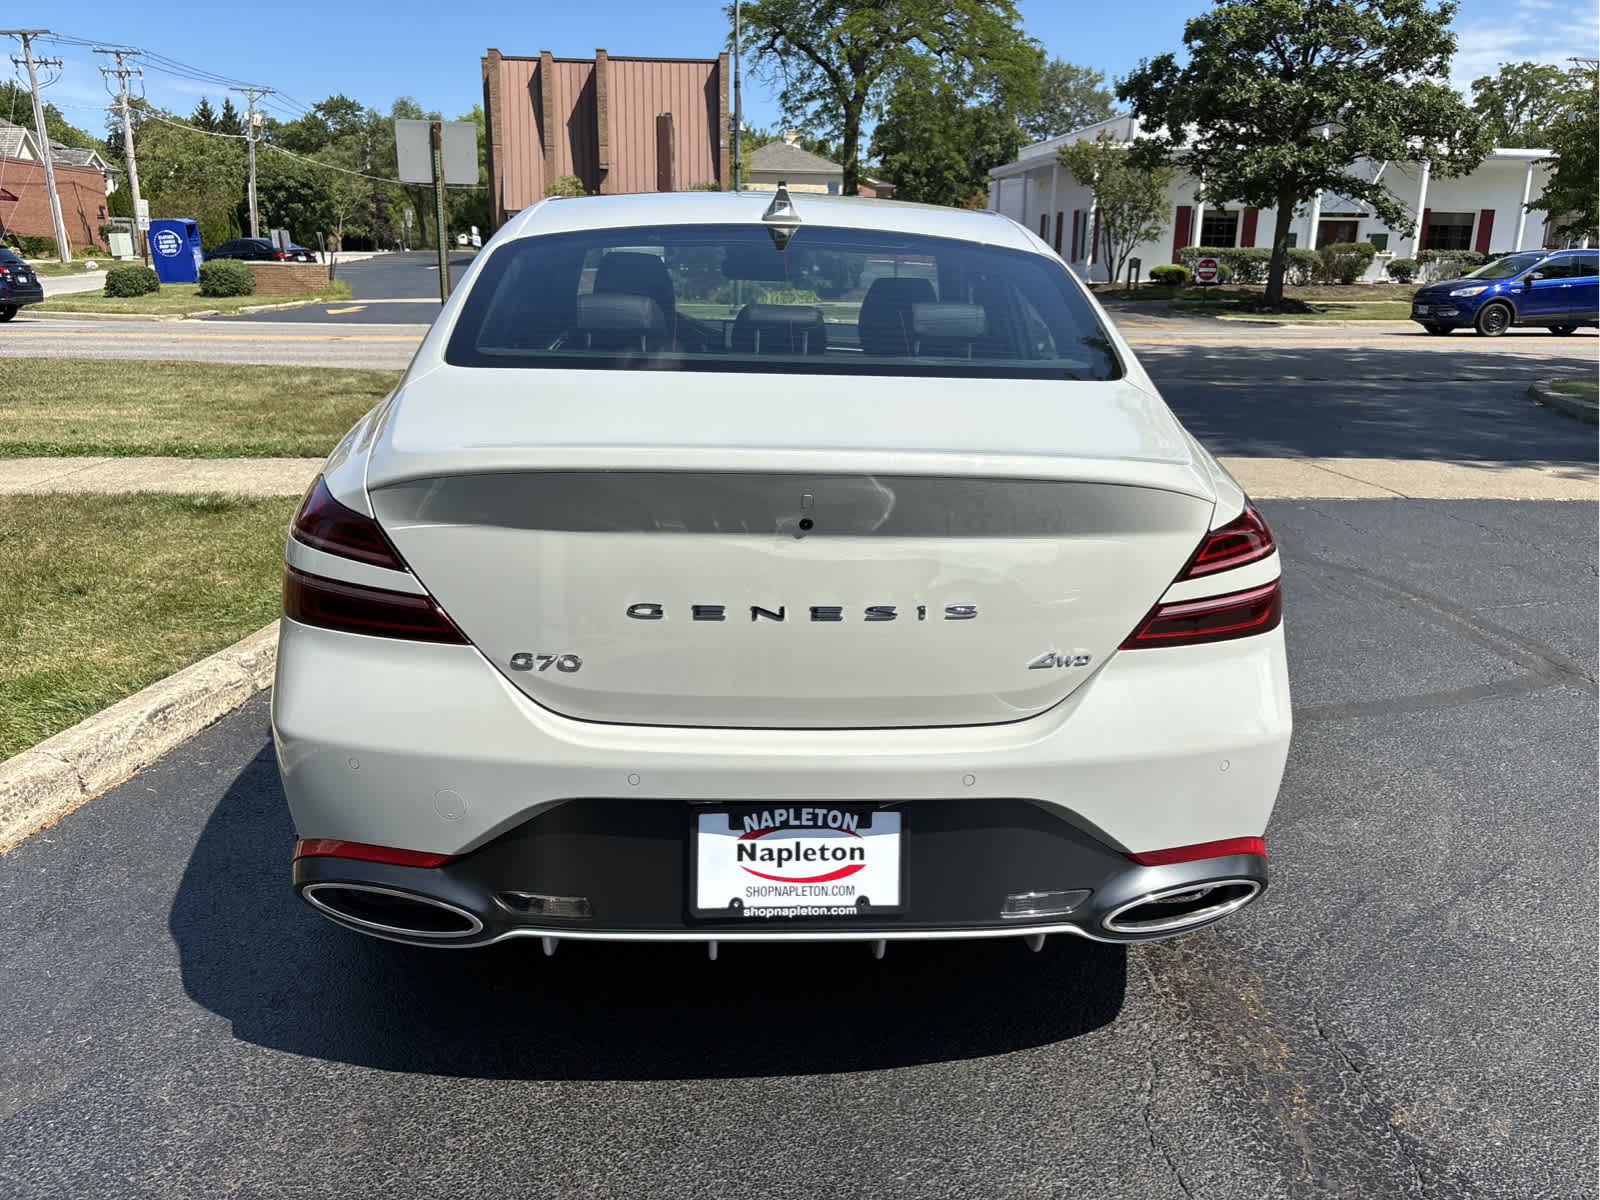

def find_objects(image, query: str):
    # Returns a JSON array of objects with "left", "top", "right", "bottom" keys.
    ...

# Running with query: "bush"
[
  {"left": 750, "top": 284, "right": 820, "bottom": 304},
  {"left": 1318, "top": 241, "right": 1378, "bottom": 285},
  {"left": 73, "top": 244, "right": 104, "bottom": 259},
  {"left": 197, "top": 259, "right": 256, "bottom": 297},
  {"left": 1385, "top": 257, "right": 1419, "bottom": 284},
  {"left": 103, "top": 265, "right": 160, "bottom": 297},
  {"left": 1149, "top": 264, "right": 1189, "bottom": 286},
  {"left": 544, "top": 174, "right": 587, "bottom": 198},
  {"left": 1178, "top": 246, "right": 1270, "bottom": 284},
  {"left": 1285, "top": 248, "right": 1320, "bottom": 286},
  {"left": 5, "top": 233, "right": 57, "bottom": 258}
]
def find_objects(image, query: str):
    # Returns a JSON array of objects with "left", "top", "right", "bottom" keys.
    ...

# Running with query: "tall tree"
[
  {"left": 130, "top": 101, "right": 246, "bottom": 247},
  {"left": 872, "top": 81, "right": 1027, "bottom": 207},
  {"left": 0, "top": 82, "right": 97, "bottom": 149},
  {"left": 217, "top": 97, "right": 245, "bottom": 138},
  {"left": 1527, "top": 65, "right": 1598, "bottom": 242},
  {"left": 732, "top": 0, "right": 1039, "bottom": 194},
  {"left": 1018, "top": 59, "right": 1116, "bottom": 142},
  {"left": 190, "top": 97, "right": 219, "bottom": 132},
  {"left": 1120, "top": 0, "right": 1489, "bottom": 304},
  {"left": 1470, "top": 61, "right": 1587, "bottom": 147},
  {"left": 1057, "top": 134, "right": 1176, "bottom": 282}
]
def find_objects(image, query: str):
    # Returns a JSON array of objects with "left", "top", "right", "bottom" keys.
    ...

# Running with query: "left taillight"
[
  {"left": 284, "top": 476, "right": 467, "bottom": 644},
  {"left": 1121, "top": 501, "right": 1282, "bottom": 649}
]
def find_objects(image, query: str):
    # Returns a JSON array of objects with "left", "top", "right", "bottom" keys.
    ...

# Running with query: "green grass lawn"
[
  {"left": 35, "top": 279, "right": 351, "bottom": 315},
  {"left": 24, "top": 260, "right": 98, "bottom": 277},
  {"left": 1549, "top": 378, "right": 1599, "bottom": 402},
  {"left": 1099, "top": 282, "right": 1418, "bottom": 303},
  {"left": 0, "top": 492, "right": 293, "bottom": 759},
  {"left": 0, "top": 358, "right": 401, "bottom": 457},
  {"left": 1171, "top": 299, "right": 1414, "bottom": 321}
]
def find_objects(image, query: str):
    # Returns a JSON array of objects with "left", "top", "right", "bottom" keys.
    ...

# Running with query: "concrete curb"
[
  {"left": 32, "top": 298, "right": 326, "bottom": 322},
  {"left": 0, "top": 623, "right": 278, "bottom": 853},
  {"left": 1527, "top": 381, "right": 1599, "bottom": 424}
]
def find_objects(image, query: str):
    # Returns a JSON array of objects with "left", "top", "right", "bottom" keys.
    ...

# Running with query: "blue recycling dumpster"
[{"left": 147, "top": 219, "right": 203, "bottom": 283}]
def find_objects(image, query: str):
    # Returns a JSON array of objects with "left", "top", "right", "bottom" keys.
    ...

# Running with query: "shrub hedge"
[
  {"left": 197, "top": 259, "right": 256, "bottom": 297},
  {"left": 1385, "top": 257, "right": 1419, "bottom": 284},
  {"left": 1149, "top": 264, "right": 1189, "bottom": 286},
  {"left": 5, "top": 233, "right": 58, "bottom": 258},
  {"left": 1419, "top": 249, "right": 1485, "bottom": 281},
  {"left": 1177, "top": 245, "right": 1323, "bottom": 286},
  {"left": 1319, "top": 241, "right": 1378, "bottom": 285},
  {"left": 104, "top": 265, "right": 160, "bottom": 297}
]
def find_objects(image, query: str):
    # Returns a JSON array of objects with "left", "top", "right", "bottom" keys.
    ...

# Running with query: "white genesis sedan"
[{"left": 272, "top": 189, "right": 1291, "bottom": 954}]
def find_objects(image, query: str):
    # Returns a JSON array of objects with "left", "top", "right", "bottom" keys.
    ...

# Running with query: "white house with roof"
[
  {"left": 742, "top": 131, "right": 895, "bottom": 198},
  {"left": 987, "top": 114, "right": 1561, "bottom": 282}
]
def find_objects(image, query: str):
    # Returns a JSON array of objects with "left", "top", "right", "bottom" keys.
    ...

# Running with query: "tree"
[
  {"left": 190, "top": 98, "right": 219, "bottom": 132},
  {"left": 130, "top": 102, "right": 246, "bottom": 247},
  {"left": 872, "top": 81, "right": 1027, "bottom": 207},
  {"left": 217, "top": 98, "right": 245, "bottom": 138},
  {"left": 0, "top": 82, "right": 97, "bottom": 150},
  {"left": 1119, "top": 0, "right": 1489, "bottom": 304},
  {"left": 732, "top": 0, "right": 1039, "bottom": 194},
  {"left": 1527, "top": 65, "right": 1598, "bottom": 243},
  {"left": 1018, "top": 58, "right": 1116, "bottom": 142},
  {"left": 1058, "top": 133, "right": 1177, "bottom": 282},
  {"left": 1470, "top": 61, "right": 1586, "bottom": 147}
]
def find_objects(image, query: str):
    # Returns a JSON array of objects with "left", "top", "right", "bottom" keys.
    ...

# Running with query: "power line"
[
  {"left": 2, "top": 29, "right": 71, "bottom": 261},
  {"left": 94, "top": 46, "right": 146, "bottom": 260}
]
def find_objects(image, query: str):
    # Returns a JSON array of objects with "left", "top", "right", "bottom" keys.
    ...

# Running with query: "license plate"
[
  {"left": 692, "top": 806, "right": 903, "bottom": 918},
  {"left": 1413, "top": 303, "right": 1428, "bottom": 314}
]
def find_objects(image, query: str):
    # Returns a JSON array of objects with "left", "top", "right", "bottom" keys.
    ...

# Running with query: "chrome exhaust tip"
[
  {"left": 301, "top": 882, "right": 484, "bottom": 940},
  {"left": 1102, "top": 878, "right": 1262, "bottom": 936}
]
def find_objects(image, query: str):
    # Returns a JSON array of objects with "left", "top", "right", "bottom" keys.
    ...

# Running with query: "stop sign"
[{"left": 1194, "top": 256, "right": 1221, "bottom": 284}]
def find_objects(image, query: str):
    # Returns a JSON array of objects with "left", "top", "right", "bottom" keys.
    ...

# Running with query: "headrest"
[
  {"left": 911, "top": 302, "right": 987, "bottom": 340},
  {"left": 576, "top": 293, "right": 666, "bottom": 334},
  {"left": 593, "top": 251, "right": 676, "bottom": 317},
  {"left": 734, "top": 303, "right": 826, "bottom": 330}
]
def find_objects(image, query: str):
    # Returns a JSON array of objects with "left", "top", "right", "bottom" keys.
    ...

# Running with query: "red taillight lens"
[
  {"left": 292, "top": 476, "right": 405, "bottom": 569},
  {"left": 283, "top": 567, "right": 467, "bottom": 643},
  {"left": 1182, "top": 502, "right": 1275, "bottom": 578},
  {"left": 1121, "top": 581, "right": 1282, "bottom": 649},
  {"left": 1126, "top": 836, "right": 1266, "bottom": 866},
  {"left": 293, "top": 838, "right": 455, "bottom": 868}
]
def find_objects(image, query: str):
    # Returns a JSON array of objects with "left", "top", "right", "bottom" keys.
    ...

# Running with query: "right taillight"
[
  {"left": 1121, "top": 501, "right": 1282, "bottom": 649},
  {"left": 284, "top": 477, "right": 467, "bottom": 644}
]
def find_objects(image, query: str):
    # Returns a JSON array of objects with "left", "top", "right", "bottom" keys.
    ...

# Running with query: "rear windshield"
[{"left": 445, "top": 223, "right": 1122, "bottom": 380}]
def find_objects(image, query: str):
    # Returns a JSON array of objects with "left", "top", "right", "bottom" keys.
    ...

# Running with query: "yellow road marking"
[
  {"left": 5, "top": 330, "right": 420, "bottom": 341},
  {"left": 323, "top": 305, "right": 367, "bottom": 315}
]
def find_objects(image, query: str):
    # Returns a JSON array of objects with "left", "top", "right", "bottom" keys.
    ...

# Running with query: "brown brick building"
[
  {"left": 0, "top": 120, "right": 114, "bottom": 252},
  {"left": 481, "top": 49, "right": 731, "bottom": 229}
]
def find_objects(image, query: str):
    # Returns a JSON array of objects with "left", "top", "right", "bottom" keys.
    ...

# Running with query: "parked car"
[
  {"left": 275, "top": 190, "right": 1292, "bottom": 954},
  {"left": 284, "top": 243, "right": 318, "bottom": 263},
  {"left": 0, "top": 248, "right": 45, "bottom": 321},
  {"left": 1410, "top": 248, "right": 1600, "bottom": 336},
  {"left": 206, "top": 237, "right": 286, "bottom": 262}
]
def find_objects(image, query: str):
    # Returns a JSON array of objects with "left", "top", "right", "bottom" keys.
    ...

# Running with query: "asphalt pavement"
[{"left": 229, "top": 250, "right": 478, "bottom": 323}]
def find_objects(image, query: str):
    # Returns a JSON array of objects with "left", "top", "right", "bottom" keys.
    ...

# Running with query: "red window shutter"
[
  {"left": 1241, "top": 208, "right": 1259, "bottom": 248},
  {"left": 1071, "top": 210, "right": 1081, "bottom": 259},
  {"left": 1040, "top": 214, "right": 1048, "bottom": 238},
  {"left": 1474, "top": 209, "right": 1494, "bottom": 254},
  {"left": 1090, "top": 209, "right": 1101, "bottom": 264},
  {"left": 1172, "top": 205, "right": 1192, "bottom": 263},
  {"left": 1054, "top": 211, "right": 1063, "bottom": 253},
  {"left": 1418, "top": 208, "right": 1431, "bottom": 252}
]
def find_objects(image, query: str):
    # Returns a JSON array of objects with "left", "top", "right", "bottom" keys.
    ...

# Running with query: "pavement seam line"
[{"left": 0, "top": 622, "right": 279, "bottom": 854}]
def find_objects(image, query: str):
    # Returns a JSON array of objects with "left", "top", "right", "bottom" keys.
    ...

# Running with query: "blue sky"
[{"left": 14, "top": 0, "right": 1598, "bottom": 143}]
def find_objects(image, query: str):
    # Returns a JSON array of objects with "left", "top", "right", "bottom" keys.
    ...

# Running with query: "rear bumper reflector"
[
  {"left": 293, "top": 838, "right": 456, "bottom": 869},
  {"left": 1125, "top": 836, "right": 1266, "bottom": 866}
]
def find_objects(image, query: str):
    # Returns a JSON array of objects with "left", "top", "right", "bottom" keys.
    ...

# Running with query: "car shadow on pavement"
[{"left": 169, "top": 743, "right": 1128, "bottom": 1080}]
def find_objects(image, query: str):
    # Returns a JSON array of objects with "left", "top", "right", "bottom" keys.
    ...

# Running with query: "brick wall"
[
  {"left": 245, "top": 262, "right": 330, "bottom": 295},
  {"left": 0, "top": 158, "right": 109, "bottom": 252}
]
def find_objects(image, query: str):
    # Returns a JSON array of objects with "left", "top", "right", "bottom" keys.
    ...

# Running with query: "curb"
[
  {"left": 0, "top": 622, "right": 278, "bottom": 853},
  {"left": 1526, "top": 381, "right": 1599, "bottom": 425},
  {"left": 32, "top": 298, "right": 328, "bottom": 322}
]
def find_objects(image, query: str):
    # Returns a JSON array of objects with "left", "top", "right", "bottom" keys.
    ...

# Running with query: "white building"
[{"left": 987, "top": 115, "right": 1560, "bottom": 282}]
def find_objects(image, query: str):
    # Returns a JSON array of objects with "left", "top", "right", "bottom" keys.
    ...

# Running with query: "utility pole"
[
  {"left": 94, "top": 47, "right": 145, "bottom": 262},
  {"left": 732, "top": 0, "right": 743, "bottom": 192},
  {"left": 231, "top": 85, "right": 272, "bottom": 237},
  {"left": 3, "top": 30, "right": 70, "bottom": 263}
]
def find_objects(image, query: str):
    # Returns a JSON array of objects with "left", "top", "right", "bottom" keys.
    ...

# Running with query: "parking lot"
[{"left": 0, "top": 262, "right": 1595, "bottom": 1198}]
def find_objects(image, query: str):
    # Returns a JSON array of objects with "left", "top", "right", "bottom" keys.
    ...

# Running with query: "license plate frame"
[{"left": 689, "top": 805, "right": 906, "bottom": 920}]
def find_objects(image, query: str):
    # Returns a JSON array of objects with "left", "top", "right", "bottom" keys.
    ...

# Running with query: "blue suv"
[{"left": 1410, "top": 248, "right": 1599, "bottom": 337}]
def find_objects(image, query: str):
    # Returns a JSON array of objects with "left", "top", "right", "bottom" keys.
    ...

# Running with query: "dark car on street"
[
  {"left": 1411, "top": 248, "right": 1599, "bottom": 337},
  {"left": 0, "top": 248, "right": 45, "bottom": 321},
  {"left": 207, "top": 237, "right": 287, "bottom": 263},
  {"left": 284, "top": 243, "right": 318, "bottom": 263}
]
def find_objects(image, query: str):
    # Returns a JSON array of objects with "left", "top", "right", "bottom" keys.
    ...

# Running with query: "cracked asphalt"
[{"left": 1, "top": 330, "right": 1596, "bottom": 1197}]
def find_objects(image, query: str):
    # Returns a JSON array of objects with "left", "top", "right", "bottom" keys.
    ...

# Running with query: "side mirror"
[{"left": 1525, "top": 271, "right": 1545, "bottom": 285}]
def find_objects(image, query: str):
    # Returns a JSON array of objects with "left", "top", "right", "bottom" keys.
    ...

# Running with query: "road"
[{"left": 0, "top": 259, "right": 1596, "bottom": 1197}]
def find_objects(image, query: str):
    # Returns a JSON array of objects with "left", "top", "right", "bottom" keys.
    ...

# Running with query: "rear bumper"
[
  {"left": 1, "top": 285, "right": 44, "bottom": 307},
  {"left": 291, "top": 799, "right": 1269, "bottom": 947},
  {"left": 272, "top": 614, "right": 1291, "bottom": 944}
]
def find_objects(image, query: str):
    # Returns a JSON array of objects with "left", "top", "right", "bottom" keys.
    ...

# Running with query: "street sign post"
[
  {"left": 1194, "top": 256, "right": 1221, "bottom": 285},
  {"left": 395, "top": 120, "right": 477, "bottom": 303}
]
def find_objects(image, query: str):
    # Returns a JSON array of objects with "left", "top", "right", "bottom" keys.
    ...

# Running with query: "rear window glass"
[{"left": 445, "top": 223, "right": 1121, "bottom": 380}]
